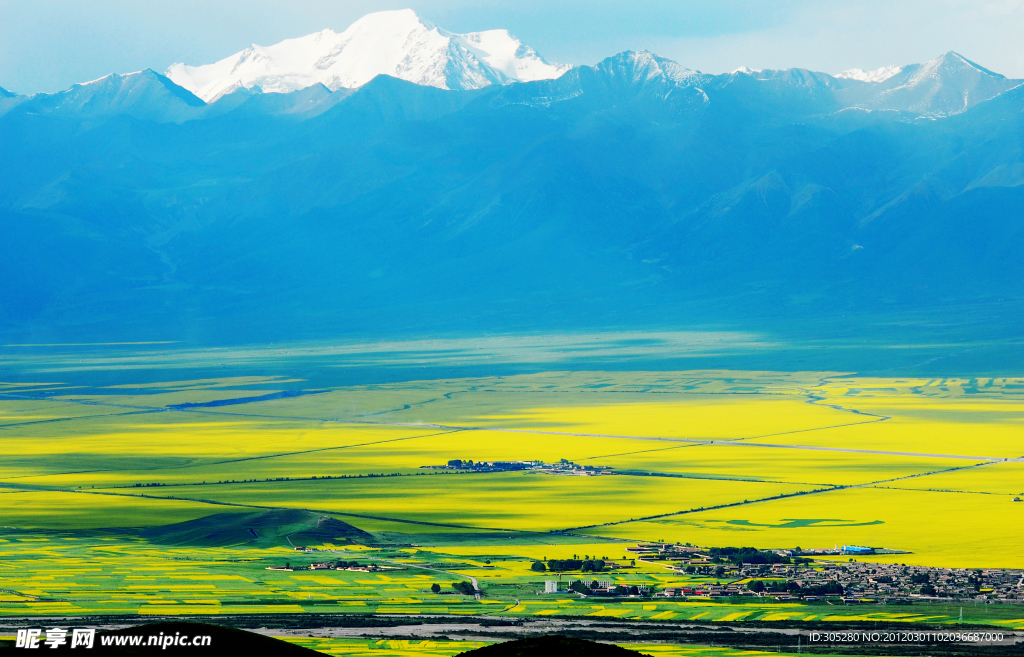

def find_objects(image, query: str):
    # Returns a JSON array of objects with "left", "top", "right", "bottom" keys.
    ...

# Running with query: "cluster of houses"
[
  {"left": 627, "top": 543, "right": 703, "bottom": 561},
  {"left": 422, "top": 458, "right": 611, "bottom": 476},
  {"left": 544, "top": 579, "right": 651, "bottom": 597},
  {"left": 267, "top": 558, "right": 400, "bottom": 573},
  {"left": 660, "top": 584, "right": 741, "bottom": 598},
  {"left": 793, "top": 562, "right": 1024, "bottom": 603},
  {"left": 618, "top": 543, "right": 1024, "bottom": 604}
]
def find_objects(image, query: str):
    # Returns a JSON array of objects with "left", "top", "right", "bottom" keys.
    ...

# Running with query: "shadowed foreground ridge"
[
  {"left": 0, "top": 623, "right": 318, "bottom": 655},
  {"left": 459, "top": 635, "right": 644, "bottom": 656}
]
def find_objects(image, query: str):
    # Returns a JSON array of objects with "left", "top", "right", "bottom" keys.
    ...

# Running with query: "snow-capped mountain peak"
[
  {"left": 166, "top": 9, "right": 568, "bottom": 102},
  {"left": 908, "top": 51, "right": 1004, "bottom": 84},
  {"left": 835, "top": 64, "right": 903, "bottom": 83},
  {"left": 596, "top": 51, "right": 704, "bottom": 87},
  {"left": 833, "top": 51, "right": 1019, "bottom": 116}
]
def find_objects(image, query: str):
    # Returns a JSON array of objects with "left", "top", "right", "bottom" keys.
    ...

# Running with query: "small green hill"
[
  {"left": 139, "top": 509, "right": 372, "bottom": 547},
  {"left": 459, "top": 636, "right": 645, "bottom": 656}
]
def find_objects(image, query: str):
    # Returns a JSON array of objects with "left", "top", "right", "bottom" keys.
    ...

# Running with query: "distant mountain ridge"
[
  {"left": 166, "top": 9, "right": 569, "bottom": 101},
  {"left": 5, "top": 47, "right": 1006, "bottom": 123},
  {"left": 832, "top": 51, "right": 1020, "bottom": 115},
  {"left": 8, "top": 70, "right": 205, "bottom": 122},
  {"left": 2, "top": 19, "right": 1018, "bottom": 120},
  {"left": 1, "top": 39, "right": 1023, "bottom": 344}
]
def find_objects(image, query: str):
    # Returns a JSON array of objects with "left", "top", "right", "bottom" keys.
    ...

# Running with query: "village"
[
  {"left": 421, "top": 458, "right": 612, "bottom": 475},
  {"left": 627, "top": 543, "right": 1024, "bottom": 604},
  {"left": 267, "top": 552, "right": 404, "bottom": 573},
  {"left": 278, "top": 541, "right": 1024, "bottom": 604}
]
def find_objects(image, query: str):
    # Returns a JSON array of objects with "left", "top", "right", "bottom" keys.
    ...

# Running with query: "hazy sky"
[{"left": 2, "top": 0, "right": 1023, "bottom": 94}]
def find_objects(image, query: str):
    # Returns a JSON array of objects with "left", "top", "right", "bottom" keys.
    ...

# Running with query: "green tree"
[
  {"left": 569, "top": 580, "right": 590, "bottom": 595},
  {"left": 547, "top": 559, "right": 583, "bottom": 572},
  {"left": 452, "top": 581, "right": 476, "bottom": 596},
  {"left": 531, "top": 561, "right": 547, "bottom": 572},
  {"left": 430, "top": 583, "right": 441, "bottom": 593}
]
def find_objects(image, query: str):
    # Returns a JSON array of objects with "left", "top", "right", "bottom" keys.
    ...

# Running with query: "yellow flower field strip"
[
  {"left": 581, "top": 486, "right": 1024, "bottom": 568},
  {"left": 880, "top": 461, "right": 1024, "bottom": 495},
  {"left": 109, "top": 473, "right": 812, "bottom": 533}
]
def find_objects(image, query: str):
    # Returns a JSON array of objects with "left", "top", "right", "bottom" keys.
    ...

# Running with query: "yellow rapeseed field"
[
  {"left": 581, "top": 485, "right": 1024, "bottom": 568},
  {"left": 474, "top": 397, "right": 848, "bottom": 440},
  {"left": 120, "top": 473, "right": 809, "bottom": 532},
  {"left": 891, "top": 461, "right": 1024, "bottom": 495},
  {"left": 0, "top": 490, "right": 231, "bottom": 529},
  {"left": 3, "top": 367, "right": 1023, "bottom": 608}
]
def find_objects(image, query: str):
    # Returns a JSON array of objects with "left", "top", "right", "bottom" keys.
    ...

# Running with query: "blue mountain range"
[{"left": 1, "top": 50, "right": 1022, "bottom": 344}]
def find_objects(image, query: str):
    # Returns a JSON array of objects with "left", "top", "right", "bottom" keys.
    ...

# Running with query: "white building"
[{"left": 545, "top": 580, "right": 558, "bottom": 593}]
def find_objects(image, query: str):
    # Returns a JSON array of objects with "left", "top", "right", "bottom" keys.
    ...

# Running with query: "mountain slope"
[
  {"left": 835, "top": 51, "right": 1021, "bottom": 115},
  {"left": 2, "top": 51, "right": 1023, "bottom": 345},
  {"left": 166, "top": 9, "right": 567, "bottom": 101},
  {"left": 0, "top": 86, "right": 23, "bottom": 118},
  {"left": 4, "top": 69, "right": 205, "bottom": 122}
]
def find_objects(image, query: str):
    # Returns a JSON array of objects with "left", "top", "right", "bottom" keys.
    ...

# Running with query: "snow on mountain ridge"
[
  {"left": 835, "top": 65, "right": 903, "bottom": 83},
  {"left": 0, "top": 69, "right": 205, "bottom": 122},
  {"left": 905, "top": 51, "right": 1004, "bottom": 86},
  {"left": 167, "top": 9, "right": 568, "bottom": 102},
  {"left": 842, "top": 51, "right": 1018, "bottom": 115},
  {"left": 597, "top": 51, "right": 704, "bottom": 86}
]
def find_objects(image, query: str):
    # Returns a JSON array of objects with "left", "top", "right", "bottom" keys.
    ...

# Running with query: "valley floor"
[{"left": 1, "top": 340, "right": 1022, "bottom": 653}]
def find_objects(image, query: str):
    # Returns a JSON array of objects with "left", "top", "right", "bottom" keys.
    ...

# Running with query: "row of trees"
[
  {"left": 427, "top": 582, "right": 476, "bottom": 595},
  {"left": 531, "top": 559, "right": 606, "bottom": 573},
  {"left": 745, "top": 579, "right": 844, "bottom": 596},
  {"left": 709, "top": 547, "right": 792, "bottom": 565},
  {"left": 333, "top": 560, "right": 360, "bottom": 569},
  {"left": 684, "top": 565, "right": 726, "bottom": 578}
]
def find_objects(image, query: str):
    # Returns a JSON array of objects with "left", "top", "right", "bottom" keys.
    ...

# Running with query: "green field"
[{"left": 2, "top": 341, "right": 1023, "bottom": 655}]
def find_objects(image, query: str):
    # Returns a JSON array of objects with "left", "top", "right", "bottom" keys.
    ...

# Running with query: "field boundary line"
[
  {"left": 0, "top": 408, "right": 161, "bottom": 430},
  {"left": 559, "top": 485, "right": 841, "bottom": 532},
  {"left": 0, "top": 484, "right": 534, "bottom": 535},
  {"left": 715, "top": 442, "right": 1018, "bottom": 462},
  {"left": 608, "top": 470, "right": 832, "bottom": 487},
  {"left": 195, "top": 429, "right": 465, "bottom": 468},
  {"left": 562, "top": 459, "right": 1002, "bottom": 534},
  {"left": 0, "top": 429, "right": 465, "bottom": 482}
]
